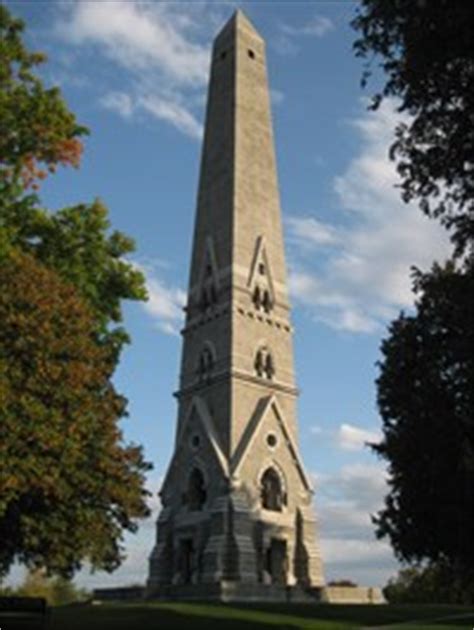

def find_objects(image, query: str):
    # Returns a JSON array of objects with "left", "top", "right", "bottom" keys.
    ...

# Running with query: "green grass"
[{"left": 1, "top": 601, "right": 474, "bottom": 630}]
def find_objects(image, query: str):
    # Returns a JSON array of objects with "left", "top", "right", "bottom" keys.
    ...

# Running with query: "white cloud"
[
  {"left": 100, "top": 92, "right": 134, "bottom": 119},
  {"left": 58, "top": 2, "right": 209, "bottom": 87},
  {"left": 315, "top": 463, "right": 398, "bottom": 586},
  {"left": 288, "top": 99, "right": 451, "bottom": 333},
  {"left": 54, "top": 2, "right": 223, "bottom": 139},
  {"left": 337, "top": 423, "right": 381, "bottom": 451},
  {"left": 270, "top": 89, "right": 285, "bottom": 106},
  {"left": 281, "top": 15, "right": 334, "bottom": 38},
  {"left": 138, "top": 95, "right": 203, "bottom": 140},
  {"left": 287, "top": 216, "right": 340, "bottom": 247},
  {"left": 274, "top": 14, "right": 334, "bottom": 55},
  {"left": 98, "top": 91, "right": 203, "bottom": 140},
  {"left": 135, "top": 262, "right": 186, "bottom": 335}
]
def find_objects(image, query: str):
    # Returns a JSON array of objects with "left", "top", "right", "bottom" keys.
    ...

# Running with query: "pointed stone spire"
[
  {"left": 147, "top": 11, "right": 324, "bottom": 600},
  {"left": 216, "top": 9, "right": 263, "bottom": 42},
  {"left": 188, "top": 7, "right": 288, "bottom": 309}
]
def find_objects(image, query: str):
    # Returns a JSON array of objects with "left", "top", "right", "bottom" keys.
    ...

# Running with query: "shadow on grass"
[
  {"left": 49, "top": 603, "right": 277, "bottom": 630},
  {"left": 232, "top": 603, "right": 474, "bottom": 627},
  {"left": 5, "top": 602, "right": 471, "bottom": 630},
  {"left": 0, "top": 613, "right": 47, "bottom": 630}
]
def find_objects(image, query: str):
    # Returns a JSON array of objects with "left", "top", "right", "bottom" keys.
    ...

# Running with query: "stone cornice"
[{"left": 175, "top": 368, "right": 299, "bottom": 399}]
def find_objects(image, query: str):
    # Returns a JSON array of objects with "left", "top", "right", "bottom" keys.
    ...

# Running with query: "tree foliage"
[
  {"left": 12, "top": 569, "right": 90, "bottom": 606},
  {"left": 0, "top": 6, "right": 151, "bottom": 577},
  {"left": 3, "top": 198, "right": 147, "bottom": 356},
  {"left": 0, "top": 253, "right": 152, "bottom": 578},
  {"left": 0, "top": 5, "right": 86, "bottom": 194},
  {"left": 383, "top": 563, "right": 474, "bottom": 605},
  {"left": 353, "top": 0, "right": 474, "bottom": 591},
  {"left": 374, "top": 260, "right": 474, "bottom": 587},
  {"left": 352, "top": 1, "right": 474, "bottom": 256}
]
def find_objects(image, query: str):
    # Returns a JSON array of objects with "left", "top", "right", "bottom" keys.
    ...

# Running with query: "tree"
[
  {"left": 373, "top": 259, "right": 474, "bottom": 593},
  {"left": 3, "top": 198, "right": 147, "bottom": 358},
  {"left": 383, "top": 563, "right": 474, "bottom": 604},
  {"left": 0, "top": 5, "right": 146, "bottom": 352},
  {"left": 352, "top": 1, "right": 474, "bottom": 594},
  {"left": 0, "top": 5, "right": 86, "bottom": 194},
  {"left": 352, "top": 1, "right": 474, "bottom": 256},
  {"left": 0, "top": 252, "right": 152, "bottom": 578},
  {"left": 5, "top": 568, "right": 90, "bottom": 605},
  {"left": 0, "top": 6, "right": 151, "bottom": 577}
]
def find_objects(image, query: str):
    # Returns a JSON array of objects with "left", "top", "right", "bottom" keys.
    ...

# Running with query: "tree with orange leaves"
[
  {"left": 0, "top": 6, "right": 151, "bottom": 578},
  {"left": 0, "top": 252, "right": 151, "bottom": 578},
  {"left": 0, "top": 6, "right": 86, "bottom": 194}
]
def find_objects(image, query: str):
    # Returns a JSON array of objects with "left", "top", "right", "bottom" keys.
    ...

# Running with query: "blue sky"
[{"left": 6, "top": 0, "right": 450, "bottom": 589}]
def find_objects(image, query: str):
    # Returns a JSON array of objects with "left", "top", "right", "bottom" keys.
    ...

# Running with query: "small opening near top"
[
  {"left": 248, "top": 49, "right": 255, "bottom": 59},
  {"left": 220, "top": 51, "right": 227, "bottom": 60}
]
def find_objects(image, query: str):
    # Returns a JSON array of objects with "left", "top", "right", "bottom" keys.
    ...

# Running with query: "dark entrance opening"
[
  {"left": 261, "top": 467, "right": 284, "bottom": 511},
  {"left": 265, "top": 538, "right": 287, "bottom": 585},
  {"left": 180, "top": 538, "right": 195, "bottom": 584}
]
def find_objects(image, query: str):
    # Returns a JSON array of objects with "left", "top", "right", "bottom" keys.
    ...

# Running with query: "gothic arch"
[
  {"left": 254, "top": 344, "right": 275, "bottom": 380},
  {"left": 248, "top": 235, "right": 275, "bottom": 313},
  {"left": 196, "top": 340, "right": 217, "bottom": 381},
  {"left": 258, "top": 461, "right": 287, "bottom": 512},
  {"left": 197, "top": 236, "right": 220, "bottom": 312},
  {"left": 183, "top": 464, "right": 207, "bottom": 511}
]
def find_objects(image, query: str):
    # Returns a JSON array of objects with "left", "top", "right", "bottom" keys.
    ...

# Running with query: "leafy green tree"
[
  {"left": 13, "top": 568, "right": 90, "bottom": 605},
  {"left": 352, "top": 1, "right": 474, "bottom": 256},
  {"left": 0, "top": 6, "right": 151, "bottom": 577},
  {"left": 4, "top": 199, "right": 147, "bottom": 357},
  {"left": 383, "top": 563, "right": 474, "bottom": 604},
  {"left": 0, "top": 253, "right": 152, "bottom": 578},
  {"left": 374, "top": 260, "right": 474, "bottom": 595},
  {"left": 0, "top": 5, "right": 146, "bottom": 350},
  {"left": 0, "top": 5, "right": 86, "bottom": 194}
]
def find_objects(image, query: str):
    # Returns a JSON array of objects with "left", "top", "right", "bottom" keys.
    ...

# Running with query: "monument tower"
[{"left": 148, "top": 10, "right": 324, "bottom": 600}]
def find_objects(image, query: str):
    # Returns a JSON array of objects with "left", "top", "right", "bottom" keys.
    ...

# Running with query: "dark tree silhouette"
[
  {"left": 353, "top": 2, "right": 474, "bottom": 597},
  {"left": 352, "top": 1, "right": 474, "bottom": 256},
  {"left": 374, "top": 260, "right": 474, "bottom": 587}
]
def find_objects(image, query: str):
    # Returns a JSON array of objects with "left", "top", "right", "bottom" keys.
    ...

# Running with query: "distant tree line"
[{"left": 0, "top": 570, "right": 90, "bottom": 606}]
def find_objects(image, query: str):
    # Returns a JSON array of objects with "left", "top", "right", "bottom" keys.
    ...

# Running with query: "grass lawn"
[{"left": 2, "top": 602, "right": 474, "bottom": 630}]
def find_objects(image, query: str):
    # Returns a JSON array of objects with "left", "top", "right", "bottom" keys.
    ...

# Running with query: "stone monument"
[{"left": 147, "top": 9, "right": 325, "bottom": 601}]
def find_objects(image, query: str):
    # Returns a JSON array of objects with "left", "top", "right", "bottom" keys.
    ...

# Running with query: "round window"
[{"left": 266, "top": 433, "right": 277, "bottom": 448}]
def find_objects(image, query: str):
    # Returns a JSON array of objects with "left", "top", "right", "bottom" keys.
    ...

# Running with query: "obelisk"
[{"left": 148, "top": 9, "right": 324, "bottom": 600}]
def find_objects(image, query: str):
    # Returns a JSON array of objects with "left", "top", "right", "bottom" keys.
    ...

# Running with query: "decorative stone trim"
[{"left": 175, "top": 369, "right": 299, "bottom": 399}]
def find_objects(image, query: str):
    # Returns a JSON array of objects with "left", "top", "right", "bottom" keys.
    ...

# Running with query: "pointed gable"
[{"left": 231, "top": 394, "right": 313, "bottom": 492}]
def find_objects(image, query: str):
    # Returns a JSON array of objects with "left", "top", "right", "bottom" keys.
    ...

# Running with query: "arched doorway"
[
  {"left": 186, "top": 468, "right": 207, "bottom": 511},
  {"left": 264, "top": 538, "right": 288, "bottom": 585}
]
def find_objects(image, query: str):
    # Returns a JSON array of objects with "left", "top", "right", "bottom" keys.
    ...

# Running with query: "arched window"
[
  {"left": 253, "top": 285, "right": 261, "bottom": 309},
  {"left": 199, "top": 282, "right": 218, "bottom": 312},
  {"left": 262, "top": 290, "right": 272, "bottom": 313},
  {"left": 254, "top": 346, "right": 275, "bottom": 380},
  {"left": 186, "top": 468, "right": 207, "bottom": 511},
  {"left": 261, "top": 467, "right": 285, "bottom": 512},
  {"left": 255, "top": 349, "right": 264, "bottom": 377},
  {"left": 197, "top": 345, "right": 215, "bottom": 382},
  {"left": 252, "top": 285, "right": 273, "bottom": 313}
]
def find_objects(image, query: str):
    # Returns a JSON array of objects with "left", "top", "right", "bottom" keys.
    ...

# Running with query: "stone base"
[
  {"left": 321, "top": 586, "right": 385, "bottom": 604},
  {"left": 146, "top": 581, "right": 323, "bottom": 603}
]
